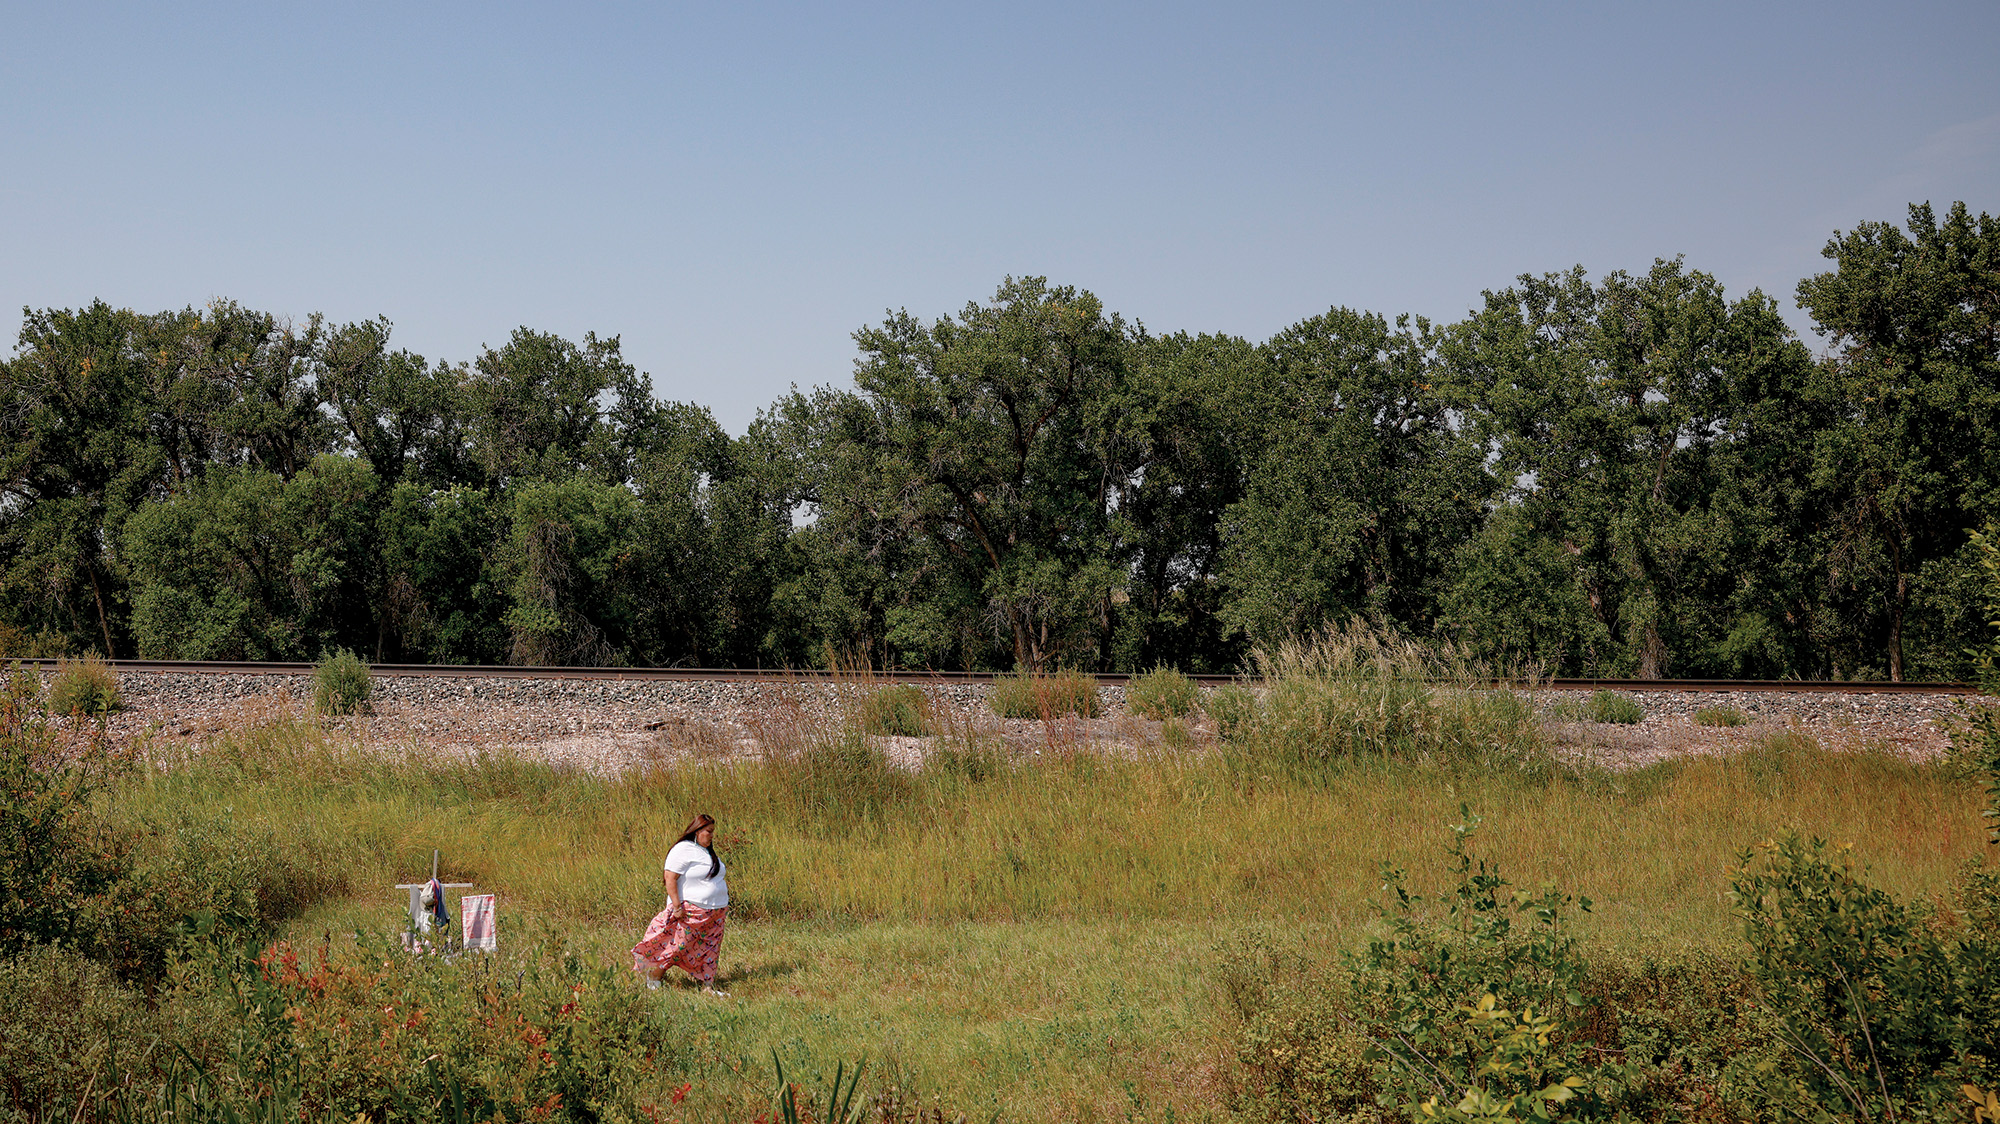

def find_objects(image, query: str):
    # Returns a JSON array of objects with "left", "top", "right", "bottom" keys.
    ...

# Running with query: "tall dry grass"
[
  {"left": 1232, "top": 621, "right": 1551, "bottom": 776},
  {"left": 81, "top": 668, "right": 1997, "bottom": 1122},
  {"left": 105, "top": 712, "right": 1988, "bottom": 948}
]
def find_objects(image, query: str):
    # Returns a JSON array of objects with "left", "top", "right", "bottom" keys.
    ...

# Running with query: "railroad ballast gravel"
[{"left": 52, "top": 670, "right": 1990, "bottom": 774}]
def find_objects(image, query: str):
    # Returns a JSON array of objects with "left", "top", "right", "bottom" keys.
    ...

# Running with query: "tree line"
[{"left": 3, "top": 201, "right": 1995, "bottom": 680}]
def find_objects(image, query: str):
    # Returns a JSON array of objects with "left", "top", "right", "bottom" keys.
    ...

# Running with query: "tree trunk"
[
  {"left": 1637, "top": 622, "right": 1666, "bottom": 680},
  {"left": 1888, "top": 571, "right": 1907, "bottom": 683},
  {"left": 84, "top": 560, "right": 116, "bottom": 659}
]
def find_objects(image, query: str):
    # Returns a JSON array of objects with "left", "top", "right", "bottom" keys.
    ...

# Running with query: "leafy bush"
[
  {"left": 78, "top": 932, "right": 682, "bottom": 1124},
  {"left": 1730, "top": 832, "right": 1999, "bottom": 1118},
  {"left": 1693, "top": 705, "right": 1747, "bottom": 727},
  {"left": 1586, "top": 690, "right": 1643, "bottom": 725},
  {"left": 312, "top": 648, "right": 373, "bottom": 715},
  {"left": 1125, "top": 666, "right": 1201, "bottom": 720},
  {"left": 858, "top": 684, "right": 929, "bottom": 737},
  {"left": 0, "top": 943, "right": 156, "bottom": 1116},
  {"left": 1225, "top": 810, "right": 1747, "bottom": 1122},
  {"left": 48, "top": 655, "right": 122, "bottom": 716},
  {"left": 0, "top": 716, "right": 120, "bottom": 957},
  {"left": 988, "top": 669, "right": 1101, "bottom": 719}
]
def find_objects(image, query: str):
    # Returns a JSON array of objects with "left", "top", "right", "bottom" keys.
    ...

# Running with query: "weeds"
[
  {"left": 49, "top": 655, "right": 122, "bottom": 716},
  {"left": 1229, "top": 623, "right": 1549, "bottom": 776},
  {"left": 858, "top": 684, "right": 930, "bottom": 737},
  {"left": 1587, "top": 690, "right": 1643, "bottom": 724},
  {"left": 1125, "top": 667, "right": 1201, "bottom": 720},
  {"left": 1694, "top": 705, "right": 1748, "bottom": 727},
  {"left": 988, "top": 668, "right": 1101, "bottom": 719},
  {"left": 1207, "top": 683, "right": 1259, "bottom": 742},
  {"left": 312, "top": 648, "right": 373, "bottom": 715}
]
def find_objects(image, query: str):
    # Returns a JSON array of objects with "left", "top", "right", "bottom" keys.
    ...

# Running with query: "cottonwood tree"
[
  {"left": 1220, "top": 308, "right": 1488, "bottom": 648},
  {"left": 1446, "top": 259, "right": 1815, "bottom": 677},
  {"left": 793, "top": 277, "right": 1139, "bottom": 670},
  {"left": 1797, "top": 201, "right": 2000, "bottom": 680}
]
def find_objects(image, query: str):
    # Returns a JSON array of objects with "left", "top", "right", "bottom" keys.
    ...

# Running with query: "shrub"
[
  {"left": 1730, "top": 832, "right": 2000, "bottom": 1118},
  {"left": 988, "top": 668, "right": 1101, "bottom": 719},
  {"left": 858, "top": 684, "right": 929, "bottom": 737},
  {"left": 1125, "top": 666, "right": 1201, "bottom": 720},
  {"left": 0, "top": 943, "right": 156, "bottom": 1117},
  {"left": 48, "top": 655, "right": 122, "bottom": 716},
  {"left": 312, "top": 648, "right": 373, "bottom": 715},
  {"left": 0, "top": 720, "right": 119, "bottom": 957},
  {"left": 1586, "top": 690, "right": 1643, "bottom": 725},
  {"left": 1693, "top": 705, "right": 1748, "bottom": 727},
  {"left": 1227, "top": 810, "right": 1729, "bottom": 1122}
]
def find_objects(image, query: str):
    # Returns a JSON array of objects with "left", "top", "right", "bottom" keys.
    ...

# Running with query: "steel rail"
[{"left": 5, "top": 658, "right": 1982, "bottom": 694}]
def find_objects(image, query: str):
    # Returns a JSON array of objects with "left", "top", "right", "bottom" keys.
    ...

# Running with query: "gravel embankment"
[{"left": 48, "top": 671, "right": 1990, "bottom": 774}]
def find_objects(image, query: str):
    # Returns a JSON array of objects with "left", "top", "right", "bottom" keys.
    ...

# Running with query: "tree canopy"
[{"left": 4, "top": 202, "right": 1994, "bottom": 679}]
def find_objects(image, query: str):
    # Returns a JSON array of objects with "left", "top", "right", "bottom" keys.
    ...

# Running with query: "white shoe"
[
  {"left": 645, "top": 976, "right": 661, "bottom": 990},
  {"left": 700, "top": 983, "right": 729, "bottom": 998}
]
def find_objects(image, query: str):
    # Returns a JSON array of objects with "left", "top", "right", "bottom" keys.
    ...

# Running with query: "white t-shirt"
[{"left": 665, "top": 840, "right": 728, "bottom": 908}]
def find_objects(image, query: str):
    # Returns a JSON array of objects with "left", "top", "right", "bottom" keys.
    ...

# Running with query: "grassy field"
[{"left": 88, "top": 709, "right": 1992, "bottom": 1121}]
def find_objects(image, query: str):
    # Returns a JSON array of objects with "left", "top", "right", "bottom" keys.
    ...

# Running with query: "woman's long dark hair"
[{"left": 676, "top": 813, "right": 720, "bottom": 879}]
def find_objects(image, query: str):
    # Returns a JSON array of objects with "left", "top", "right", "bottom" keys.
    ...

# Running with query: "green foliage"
[
  {"left": 1729, "top": 832, "right": 1999, "bottom": 1117},
  {"left": 0, "top": 943, "right": 155, "bottom": 1116},
  {"left": 920, "top": 737, "right": 1006, "bottom": 785},
  {"left": 1798, "top": 202, "right": 2000, "bottom": 682},
  {"left": 122, "top": 458, "right": 381, "bottom": 660},
  {"left": 1693, "top": 705, "right": 1747, "bottom": 728},
  {"left": 765, "top": 732, "right": 913, "bottom": 822},
  {"left": 1585, "top": 691, "right": 1642, "bottom": 725},
  {"left": 988, "top": 664, "right": 1104, "bottom": 716},
  {"left": 858, "top": 684, "right": 929, "bottom": 737},
  {"left": 1225, "top": 812, "right": 1747, "bottom": 1122},
  {"left": 66, "top": 931, "right": 679, "bottom": 1124},
  {"left": 1346, "top": 809, "right": 1612, "bottom": 1118},
  {"left": 1207, "top": 683, "right": 1261, "bottom": 742},
  {"left": 1124, "top": 666, "right": 1201, "bottom": 720},
  {"left": 0, "top": 697, "right": 118, "bottom": 956},
  {"left": 48, "top": 654, "right": 122, "bottom": 716},
  {"left": 1232, "top": 625, "right": 1548, "bottom": 775},
  {"left": 987, "top": 669, "right": 1101, "bottom": 719},
  {"left": 4, "top": 208, "right": 1999, "bottom": 679},
  {"left": 312, "top": 648, "right": 373, "bottom": 715},
  {"left": 1221, "top": 307, "right": 1490, "bottom": 649}
]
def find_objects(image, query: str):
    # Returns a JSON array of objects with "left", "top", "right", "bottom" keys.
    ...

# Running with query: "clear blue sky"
[{"left": 4, "top": 1, "right": 1995, "bottom": 433}]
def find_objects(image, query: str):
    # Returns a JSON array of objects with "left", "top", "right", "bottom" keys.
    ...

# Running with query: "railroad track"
[{"left": 8, "top": 659, "right": 1982, "bottom": 695}]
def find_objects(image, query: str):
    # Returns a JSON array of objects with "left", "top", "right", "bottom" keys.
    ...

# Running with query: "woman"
[{"left": 632, "top": 813, "right": 730, "bottom": 996}]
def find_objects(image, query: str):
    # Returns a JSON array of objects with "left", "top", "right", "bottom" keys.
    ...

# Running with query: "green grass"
[
  {"left": 1125, "top": 666, "right": 1201, "bottom": 720},
  {"left": 1587, "top": 690, "right": 1645, "bottom": 724},
  {"left": 1694, "top": 704, "right": 1749, "bottom": 728},
  {"left": 988, "top": 668, "right": 1101, "bottom": 719},
  {"left": 857, "top": 683, "right": 930, "bottom": 737},
  {"left": 80, "top": 713, "right": 1990, "bottom": 1120}
]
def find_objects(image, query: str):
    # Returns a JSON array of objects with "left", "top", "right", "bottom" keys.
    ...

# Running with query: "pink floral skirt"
[{"left": 632, "top": 903, "right": 727, "bottom": 981}]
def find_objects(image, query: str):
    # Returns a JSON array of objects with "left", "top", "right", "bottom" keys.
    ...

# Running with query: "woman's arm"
[{"left": 663, "top": 868, "right": 682, "bottom": 908}]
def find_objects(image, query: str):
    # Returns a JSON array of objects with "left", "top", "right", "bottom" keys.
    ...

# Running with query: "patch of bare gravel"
[
  {"left": 1536, "top": 687, "right": 1984, "bottom": 770},
  {"left": 50, "top": 671, "right": 1993, "bottom": 775}
]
